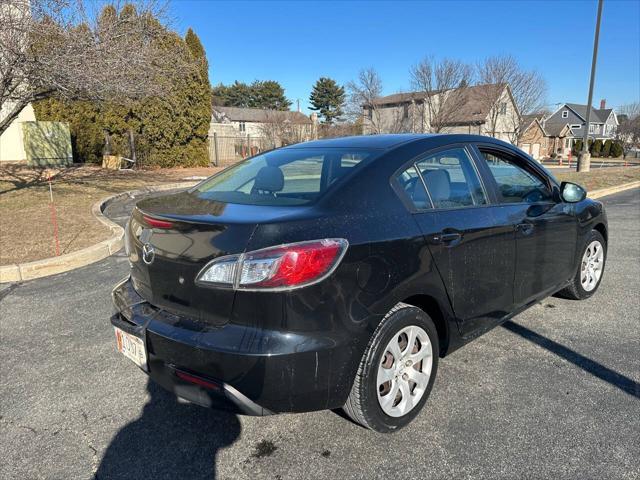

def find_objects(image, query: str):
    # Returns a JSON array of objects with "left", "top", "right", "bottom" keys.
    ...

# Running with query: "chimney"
[{"left": 600, "top": 99, "right": 606, "bottom": 109}]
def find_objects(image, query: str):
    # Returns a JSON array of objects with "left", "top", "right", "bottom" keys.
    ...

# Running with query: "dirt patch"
[{"left": 0, "top": 165, "right": 221, "bottom": 265}]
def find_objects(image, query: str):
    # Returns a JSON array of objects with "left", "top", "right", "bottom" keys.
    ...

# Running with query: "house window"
[
  {"left": 562, "top": 110, "right": 568, "bottom": 118},
  {"left": 589, "top": 124, "right": 596, "bottom": 133},
  {"left": 570, "top": 124, "right": 581, "bottom": 130},
  {"left": 403, "top": 104, "right": 409, "bottom": 119},
  {"left": 499, "top": 102, "right": 507, "bottom": 115},
  {"left": 239, "top": 122, "right": 246, "bottom": 133}
]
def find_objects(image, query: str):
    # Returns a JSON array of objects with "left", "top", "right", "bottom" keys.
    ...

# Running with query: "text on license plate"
[{"left": 114, "top": 327, "right": 148, "bottom": 371}]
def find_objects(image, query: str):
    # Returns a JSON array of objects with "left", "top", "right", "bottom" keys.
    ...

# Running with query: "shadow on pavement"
[
  {"left": 94, "top": 380, "right": 241, "bottom": 480},
  {"left": 502, "top": 320, "right": 640, "bottom": 398}
]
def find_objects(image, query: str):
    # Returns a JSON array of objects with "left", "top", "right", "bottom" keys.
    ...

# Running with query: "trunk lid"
[{"left": 127, "top": 191, "right": 258, "bottom": 327}]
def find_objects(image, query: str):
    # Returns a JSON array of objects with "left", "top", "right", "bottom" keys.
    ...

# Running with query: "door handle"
[
  {"left": 516, "top": 223, "right": 535, "bottom": 235},
  {"left": 432, "top": 232, "right": 463, "bottom": 244}
]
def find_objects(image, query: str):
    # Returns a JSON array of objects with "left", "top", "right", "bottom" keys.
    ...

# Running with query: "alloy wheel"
[
  {"left": 376, "top": 325, "right": 433, "bottom": 417},
  {"left": 581, "top": 240, "right": 604, "bottom": 292}
]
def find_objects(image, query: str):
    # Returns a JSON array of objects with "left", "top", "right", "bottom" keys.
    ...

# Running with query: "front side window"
[
  {"left": 562, "top": 110, "right": 568, "bottom": 118},
  {"left": 239, "top": 122, "right": 246, "bottom": 132},
  {"left": 480, "top": 150, "right": 553, "bottom": 204},
  {"left": 397, "top": 147, "right": 487, "bottom": 210}
]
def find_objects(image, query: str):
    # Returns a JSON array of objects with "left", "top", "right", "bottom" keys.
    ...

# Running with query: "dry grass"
[
  {"left": 554, "top": 166, "right": 640, "bottom": 192},
  {"left": 1, "top": 164, "right": 639, "bottom": 266},
  {"left": 0, "top": 165, "right": 221, "bottom": 265}
]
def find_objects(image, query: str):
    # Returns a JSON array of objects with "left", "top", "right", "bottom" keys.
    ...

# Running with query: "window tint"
[
  {"left": 480, "top": 151, "right": 553, "bottom": 204},
  {"left": 415, "top": 147, "right": 487, "bottom": 209},
  {"left": 195, "top": 148, "right": 375, "bottom": 206}
]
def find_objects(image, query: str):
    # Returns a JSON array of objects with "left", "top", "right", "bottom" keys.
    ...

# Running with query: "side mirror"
[{"left": 560, "top": 181, "right": 587, "bottom": 203}]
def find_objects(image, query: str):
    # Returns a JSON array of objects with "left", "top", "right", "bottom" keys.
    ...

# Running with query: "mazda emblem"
[{"left": 142, "top": 243, "right": 155, "bottom": 265}]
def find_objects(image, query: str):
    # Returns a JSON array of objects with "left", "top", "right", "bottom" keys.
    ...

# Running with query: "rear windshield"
[{"left": 193, "top": 148, "right": 376, "bottom": 206}]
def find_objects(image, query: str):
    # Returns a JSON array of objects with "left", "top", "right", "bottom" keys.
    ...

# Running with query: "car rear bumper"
[{"left": 111, "top": 276, "right": 361, "bottom": 414}]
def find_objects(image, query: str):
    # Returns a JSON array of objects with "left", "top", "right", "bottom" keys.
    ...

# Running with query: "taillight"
[
  {"left": 196, "top": 239, "right": 348, "bottom": 291},
  {"left": 143, "top": 215, "right": 174, "bottom": 229}
]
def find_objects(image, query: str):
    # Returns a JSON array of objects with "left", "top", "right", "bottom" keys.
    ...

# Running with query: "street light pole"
[{"left": 578, "top": 0, "right": 604, "bottom": 172}]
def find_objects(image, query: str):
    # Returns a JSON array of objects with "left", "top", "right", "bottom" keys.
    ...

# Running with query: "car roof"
[
  {"left": 284, "top": 134, "right": 434, "bottom": 150},
  {"left": 283, "top": 133, "right": 510, "bottom": 151}
]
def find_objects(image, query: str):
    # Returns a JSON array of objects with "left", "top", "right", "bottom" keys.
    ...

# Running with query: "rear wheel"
[
  {"left": 557, "top": 229, "right": 606, "bottom": 300},
  {"left": 343, "top": 303, "right": 439, "bottom": 433}
]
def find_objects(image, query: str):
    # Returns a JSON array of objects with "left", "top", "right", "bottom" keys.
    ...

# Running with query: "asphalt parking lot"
[{"left": 1, "top": 188, "right": 639, "bottom": 480}]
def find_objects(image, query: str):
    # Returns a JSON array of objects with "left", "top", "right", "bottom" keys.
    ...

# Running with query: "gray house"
[{"left": 544, "top": 100, "right": 618, "bottom": 154}]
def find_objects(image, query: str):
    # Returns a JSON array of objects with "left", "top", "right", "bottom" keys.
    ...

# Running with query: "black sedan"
[{"left": 111, "top": 134, "right": 607, "bottom": 433}]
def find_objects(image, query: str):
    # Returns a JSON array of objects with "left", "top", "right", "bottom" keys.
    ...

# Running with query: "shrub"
[
  {"left": 591, "top": 139, "right": 603, "bottom": 157},
  {"left": 572, "top": 139, "right": 583, "bottom": 156},
  {"left": 610, "top": 142, "right": 623, "bottom": 158},
  {"left": 602, "top": 139, "right": 612, "bottom": 157}
]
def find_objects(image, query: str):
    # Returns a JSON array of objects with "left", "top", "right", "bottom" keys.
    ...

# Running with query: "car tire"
[
  {"left": 557, "top": 229, "right": 607, "bottom": 300},
  {"left": 343, "top": 302, "right": 439, "bottom": 433}
]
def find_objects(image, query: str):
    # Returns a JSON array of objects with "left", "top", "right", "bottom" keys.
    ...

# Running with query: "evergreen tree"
[
  {"left": 309, "top": 77, "right": 346, "bottom": 125},
  {"left": 601, "top": 139, "right": 612, "bottom": 157},
  {"left": 212, "top": 80, "right": 291, "bottom": 110},
  {"left": 591, "top": 139, "right": 603, "bottom": 157},
  {"left": 34, "top": 7, "right": 213, "bottom": 168},
  {"left": 251, "top": 80, "right": 291, "bottom": 110}
]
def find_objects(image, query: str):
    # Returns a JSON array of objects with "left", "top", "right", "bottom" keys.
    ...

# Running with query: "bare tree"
[
  {"left": 616, "top": 102, "right": 640, "bottom": 155},
  {"left": 409, "top": 57, "right": 473, "bottom": 133},
  {"left": 476, "top": 55, "right": 546, "bottom": 142},
  {"left": 346, "top": 68, "right": 383, "bottom": 134},
  {"left": 257, "top": 111, "right": 311, "bottom": 148},
  {"left": 0, "top": 0, "right": 189, "bottom": 135}
]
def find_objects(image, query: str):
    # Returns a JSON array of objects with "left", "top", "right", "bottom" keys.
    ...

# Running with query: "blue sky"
[{"left": 170, "top": 0, "right": 640, "bottom": 114}]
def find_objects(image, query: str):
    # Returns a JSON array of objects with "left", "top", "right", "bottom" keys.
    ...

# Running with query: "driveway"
[{"left": 1, "top": 189, "right": 639, "bottom": 480}]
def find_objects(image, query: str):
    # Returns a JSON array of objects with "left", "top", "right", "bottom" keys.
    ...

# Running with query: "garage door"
[{"left": 532, "top": 143, "right": 541, "bottom": 159}]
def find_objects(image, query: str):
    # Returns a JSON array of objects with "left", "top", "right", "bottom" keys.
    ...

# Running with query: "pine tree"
[
  {"left": 309, "top": 77, "right": 345, "bottom": 124},
  {"left": 250, "top": 80, "right": 292, "bottom": 110},
  {"left": 602, "top": 139, "right": 612, "bottom": 157}
]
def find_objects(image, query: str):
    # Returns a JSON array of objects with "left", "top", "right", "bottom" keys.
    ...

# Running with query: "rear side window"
[
  {"left": 194, "top": 148, "right": 374, "bottom": 206},
  {"left": 396, "top": 147, "right": 486, "bottom": 210},
  {"left": 480, "top": 151, "right": 553, "bottom": 204}
]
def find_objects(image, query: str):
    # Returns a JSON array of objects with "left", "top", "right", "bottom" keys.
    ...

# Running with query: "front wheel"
[
  {"left": 343, "top": 303, "right": 439, "bottom": 433},
  {"left": 557, "top": 229, "right": 607, "bottom": 300}
]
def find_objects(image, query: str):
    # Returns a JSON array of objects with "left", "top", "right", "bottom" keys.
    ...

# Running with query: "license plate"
[{"left": 114, "top": 327, "right": 148, "bottom": 371}]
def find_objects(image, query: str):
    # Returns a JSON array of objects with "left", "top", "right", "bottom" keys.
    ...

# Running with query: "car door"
[
  {"left": 395, "top": 145, "right": 516, "bottom": 337},
  {"left": 472, "top": 145, "right": 578, "bottom": 307}
]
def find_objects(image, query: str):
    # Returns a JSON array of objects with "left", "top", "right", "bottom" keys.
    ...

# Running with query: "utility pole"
[{"left": 578, "top": 0, "right": 604, "bottom": 172}]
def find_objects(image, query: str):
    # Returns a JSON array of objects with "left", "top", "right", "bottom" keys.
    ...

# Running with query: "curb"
[
  {"left": 0, "top": 182, "right": 196, "bottom": 284},
  {"left": 589, "top": 181, "right": 640, "bottom": 199}
]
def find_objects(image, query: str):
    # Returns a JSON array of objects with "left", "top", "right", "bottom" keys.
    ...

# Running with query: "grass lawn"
[
  {"left": 553, "top": 167, "right": 640, "bottom": 191},
  {"left": 1, "top": 164, "right": 638, "bottom": 266},
  {"left": 0, "top": 165, "right": 221, "bottom": 265}
]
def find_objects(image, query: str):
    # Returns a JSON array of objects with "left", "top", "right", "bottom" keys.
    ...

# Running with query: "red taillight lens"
[
  {"left": 175, "top": 370, "right": 221, "bottom": 391},
  {"left": 142, "top": 215, "right": 174, "bottom": 229},
  {"left": 195, "top": 238, "right": 348, "bottom": 291}
]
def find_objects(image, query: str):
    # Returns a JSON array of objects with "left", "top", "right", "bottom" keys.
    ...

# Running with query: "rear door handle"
[{"left": 432, "top": 232, "right": 463, "bottom": 244}]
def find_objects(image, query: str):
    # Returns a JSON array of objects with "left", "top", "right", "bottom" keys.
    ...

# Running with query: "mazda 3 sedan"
[{"left": 111, "top": 134, "right": 607, "bottom": 433}]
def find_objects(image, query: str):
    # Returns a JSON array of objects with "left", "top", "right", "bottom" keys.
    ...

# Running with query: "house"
[
  {"left": 518, "top": 114, "right": 548, "bottom": 160},
  {"left": 209, "top": 106, "right": 317, "bottom": 146},
  {"left": 543, "top": 100, "right": 618, "bottom": 155},
  {"left": 0, "top": 102, "right": 72, "bottom": 165},
  {"left": 0, "top": 102, "right": 36, "bottom": 163},
  {"left": 362, "top": 83, "right": 520, "bottom": 144}
]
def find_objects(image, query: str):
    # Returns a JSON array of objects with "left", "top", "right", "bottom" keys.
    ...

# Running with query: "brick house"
[{"left": 518, "top": 114, "right": 547, "bottom": 160}]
